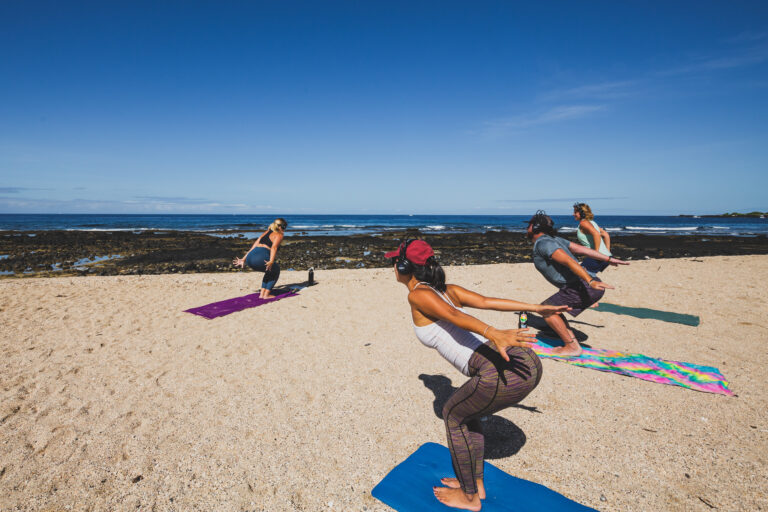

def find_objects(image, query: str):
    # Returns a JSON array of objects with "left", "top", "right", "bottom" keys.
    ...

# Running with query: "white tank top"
[{"left": 412, "top": 283, "right": 488, "bottom": 376}]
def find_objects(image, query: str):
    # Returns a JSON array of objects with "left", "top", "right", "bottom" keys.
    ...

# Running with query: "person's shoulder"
[
  {"left": 444, "top": 284, "right": 464, "bottom": 306},
  {"left": 407, "top": 285, "right": 435, "bottom": 305},
  {"left": 535, "top": 233, "right": 556, "bottom": 245}
]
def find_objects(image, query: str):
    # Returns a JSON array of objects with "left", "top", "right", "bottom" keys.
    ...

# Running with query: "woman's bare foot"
[
  {"left": 439, "top": 478, "right": 486, "bottom": 499},
  {"left": 551, "top": 338, "right": 583, "bottom": 357},
  {"left": 433, "top": 487, "right": 481, "bottom": 511},
  {"left": 590, "top": 302, "right": 600, "bottom": 308}
]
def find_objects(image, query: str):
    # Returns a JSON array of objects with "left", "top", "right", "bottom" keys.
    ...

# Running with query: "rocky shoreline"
[{"left": 2, "top": 229, "right": 768, "bottom": 278}]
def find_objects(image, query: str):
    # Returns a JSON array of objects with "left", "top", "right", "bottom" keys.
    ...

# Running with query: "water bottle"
[
  {"left": 518, "top": 312, "right": 528, "bottom": 329},
  {"left": 308, "top": 267, "right": 314, "bottom": 285}
]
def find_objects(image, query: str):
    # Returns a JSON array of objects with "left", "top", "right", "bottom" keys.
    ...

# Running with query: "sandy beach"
[{"left": 1, "top": 255, "right": 767, "bottom": 511}]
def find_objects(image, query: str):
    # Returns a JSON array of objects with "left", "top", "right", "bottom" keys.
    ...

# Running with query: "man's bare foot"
[
  {"left": 433, "top": 487, "right": 481, "bottom": 511},
  {"left": 551, "top": 340, "right": 583, "bottom": 357},
  {"left": 440, "top": 478, "right": 486, "bottom": 499}
]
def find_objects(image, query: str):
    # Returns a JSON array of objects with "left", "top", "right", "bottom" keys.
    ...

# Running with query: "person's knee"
[{"left": 442, "top": 404, "right": 461, "bottom": 426}]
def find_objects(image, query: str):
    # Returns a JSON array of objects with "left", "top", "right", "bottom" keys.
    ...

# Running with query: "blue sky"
[{"left": 1, "top": 1, "right": 767, "bottom": 215}]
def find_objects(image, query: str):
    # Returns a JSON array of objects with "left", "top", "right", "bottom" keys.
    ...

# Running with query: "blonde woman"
[
  {"left": 233, "top": 218, "right": 287, "bottom": 298},
  {"left": 573, "top": 203, "right": 612, "bottom": 274}
]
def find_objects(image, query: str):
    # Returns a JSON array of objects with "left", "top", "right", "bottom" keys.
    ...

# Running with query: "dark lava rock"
[{"left": 1, "top": 229, "right": 767, "bottom": 278}]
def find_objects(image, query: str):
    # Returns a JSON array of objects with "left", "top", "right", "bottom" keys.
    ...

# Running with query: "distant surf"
[{"left": 1, "top": 214, "right": 765, "bottom": 237}]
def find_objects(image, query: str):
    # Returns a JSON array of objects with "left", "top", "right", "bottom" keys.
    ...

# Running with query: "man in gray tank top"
[{"left": 525, "top": 211, "right": 628, "bottom": 357}]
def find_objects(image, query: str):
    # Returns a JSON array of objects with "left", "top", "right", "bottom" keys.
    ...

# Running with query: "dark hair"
[
  {"left": 412, "top": 256, "right": 446, "bottom": 292},
  {"left": 529, "top": 210, "right": 557, "bottom": 236}
]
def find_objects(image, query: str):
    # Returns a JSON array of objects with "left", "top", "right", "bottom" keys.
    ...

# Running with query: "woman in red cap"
[{"left": 386, "top": 239, "right": 569, "bottom": 511}]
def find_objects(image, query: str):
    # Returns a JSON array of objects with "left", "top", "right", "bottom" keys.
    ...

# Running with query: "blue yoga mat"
[{"left": 372, "top": 443, "right": 596, "bottom": 511}]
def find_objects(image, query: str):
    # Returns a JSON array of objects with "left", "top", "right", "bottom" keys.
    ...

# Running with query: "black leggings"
[
  {"left": 245, "top": 247, "right": 280, "bottom": 290},
  {"left": 442, "top": 344, "right": 542, "bottom": 494}
]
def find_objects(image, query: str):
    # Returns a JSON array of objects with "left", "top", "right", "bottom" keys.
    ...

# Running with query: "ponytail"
[{"left": 413, "top": 256, "right": 446, "bottom": 292}]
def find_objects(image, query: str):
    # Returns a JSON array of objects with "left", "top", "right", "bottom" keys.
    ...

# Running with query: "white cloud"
[
  {"left": 538, "top": 80, "right": 637, "bottom": 102},
  {"left": 0, "top": 196, "right": 252, "bottom": 213},
  {"left": 483, "top": 104, "right": 606, "bottom": 135}
]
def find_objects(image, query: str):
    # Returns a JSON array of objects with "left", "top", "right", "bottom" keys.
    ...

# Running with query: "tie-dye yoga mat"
[
  {"left": 532, "top": 337, "right": 732, "bottom": 396},
  {"left": 184, "top": 291, "right": 297, "bottom": 319}
]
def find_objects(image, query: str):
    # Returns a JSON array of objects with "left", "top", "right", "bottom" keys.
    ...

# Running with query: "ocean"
[{"left": 1, "top": 213, "right": 766, "bottom": 237}]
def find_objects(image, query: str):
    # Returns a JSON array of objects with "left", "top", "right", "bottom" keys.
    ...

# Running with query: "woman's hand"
[
  {"left": 265, "top": 259, "right": 274, "bottom": 271},
  {"left": 589, "top": 279, "right": 614, "bottom": 290},
  {"left": 607, "top": 256, "right": 629, "bottom": 267},
  {"left": 232, "top": 257, "right": 245, "bottom": 268},
  {"left": 537, "top": 304, "right": 572, "bottom": 316},
  {"left": 486, "top": 327, "right": 537, "bottom": 361}
]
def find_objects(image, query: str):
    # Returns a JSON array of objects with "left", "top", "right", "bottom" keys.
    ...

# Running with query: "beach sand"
[{"left": 1, "top": 255, "right": 767, "bottom": 511}]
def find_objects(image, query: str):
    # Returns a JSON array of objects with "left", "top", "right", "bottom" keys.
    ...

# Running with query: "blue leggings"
[
  {"left": 245, "top": 247, "right": 280, "bottom": 290},
  {"left": 582, "top": 257, "right": 609, "bottom": 275}
]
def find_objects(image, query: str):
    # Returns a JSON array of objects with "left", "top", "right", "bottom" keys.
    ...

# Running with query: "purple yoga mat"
[{"left": 184, "top": 291, "right": 298, "bottom": 319}]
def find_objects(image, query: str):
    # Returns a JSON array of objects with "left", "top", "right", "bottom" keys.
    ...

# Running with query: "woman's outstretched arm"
[
  {"left": 600, "top": 227, "right": 611, "bottom": 252},
  {"left": 580, "top": 220, "right": 602, "bottom": 252},
  {"left": 408, "top": 288, "right": 535, "bottom": 361},
  {"left": 233, "top": 239, "right": 261, "bottom": 268},
  {"left": 447, "top": 285, "right": 570, "bottom": 316},
  {"left": 568, "top": 242, "right": 628, "bottom": 266},
  {"left": 265, "top": 232, "right": 284, "bottom": 270}
]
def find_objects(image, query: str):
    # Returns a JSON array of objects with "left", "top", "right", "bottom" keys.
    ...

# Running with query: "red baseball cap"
[{"left": 385, "top": 240, "right": 435, "bottom": 265}]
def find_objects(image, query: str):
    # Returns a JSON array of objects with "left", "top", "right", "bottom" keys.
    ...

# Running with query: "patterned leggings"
[{"left": 442, "top": 344, "right": 542, "bottom": 494}]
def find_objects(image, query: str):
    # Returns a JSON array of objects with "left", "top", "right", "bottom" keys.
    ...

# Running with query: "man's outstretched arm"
[
  {"left": 568, "top": 242, "right": 628, "bottom": 267},
  {"left": 551, "top": 249, "right": 615, "bottom": 290}
]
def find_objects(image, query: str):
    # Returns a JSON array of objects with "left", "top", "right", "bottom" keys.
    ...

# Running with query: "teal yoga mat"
[
  {"left": 593, "top": 303, "right": 700, "bottom": 326},
  {"left": 372, "top": 443, "right": 596, "bottom": 511}
]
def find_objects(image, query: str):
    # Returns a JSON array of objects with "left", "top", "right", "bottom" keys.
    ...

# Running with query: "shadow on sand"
[
  {"left": 418, "top": 373, "right": 541, "bottom": 459},
  {"left": 523, "top": 313, "right": 594, "bottom": 345}
]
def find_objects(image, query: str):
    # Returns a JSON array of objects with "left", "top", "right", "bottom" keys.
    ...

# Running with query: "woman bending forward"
[
  {"left": 233, "top": 218, "right": 287, "bottom": 298},
  {"left": 386, "top": 239, "right": 569, "bottom": 511}
]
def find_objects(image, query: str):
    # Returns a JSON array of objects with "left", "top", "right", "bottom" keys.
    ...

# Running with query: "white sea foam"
[
  {"left": 66, "top": 228, "right": 154, "bottom": 231},
  {"left": 425, "top": 225, "right": 446, "bottom": 230},
  {"left": 626, "top": 226, "right": 697, "bottom": 231}
]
